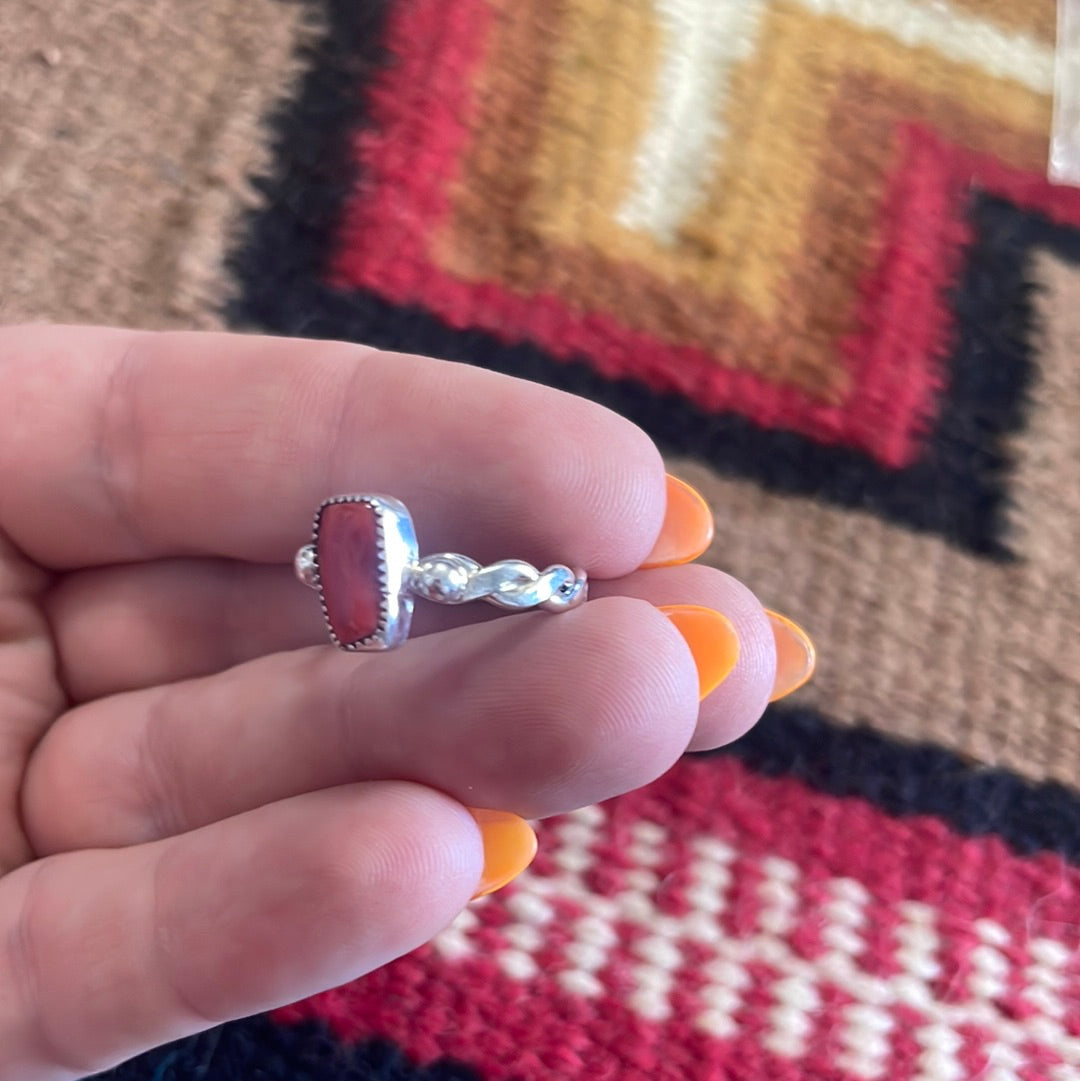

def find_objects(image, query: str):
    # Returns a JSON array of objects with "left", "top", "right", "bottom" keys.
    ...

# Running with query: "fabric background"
[{"left": 2, "top": 1, "right": 1079, "bottom": 1078}]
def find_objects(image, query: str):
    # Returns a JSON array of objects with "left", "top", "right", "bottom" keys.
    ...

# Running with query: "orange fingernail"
[
  {"left": 660, "top": 604, "right": 740, "bottom": 699},
  {"left": 468, "top": 809, "right": 538, "bottom": 899},
  {"left": 641, "top": 475, "right": 715, "bottom": 568},
  {"left": 766, "top": 610, "right": 816, "bottom": 702}
]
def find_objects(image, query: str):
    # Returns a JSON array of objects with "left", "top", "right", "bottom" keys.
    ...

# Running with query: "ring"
[{"left": 295, "top": 494, "right": 588, "bottom": 650}]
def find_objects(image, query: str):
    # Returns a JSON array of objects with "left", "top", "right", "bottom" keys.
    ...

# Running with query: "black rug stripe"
[
  {"left": 714, "top": 703, "right": 1080, "bottom": 861},
  {"left": 97, "top": 1016, "right": 479, "bottom": 1081}
]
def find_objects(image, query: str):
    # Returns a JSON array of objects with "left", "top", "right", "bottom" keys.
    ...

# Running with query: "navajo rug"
[{"left": 3, "top": 1, "right": 1079, "bottom": 1079}]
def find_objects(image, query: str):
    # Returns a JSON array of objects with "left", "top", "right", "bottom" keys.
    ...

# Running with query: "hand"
[{"left": 0, "top": 325, "right": 785, "bottom": 1079}]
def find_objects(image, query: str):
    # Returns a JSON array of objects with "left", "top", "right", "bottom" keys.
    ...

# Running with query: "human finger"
[
  {"left": 0, "top": 782, "right": 533, "bottom": 1081},
  {"left": 23, "top": 597, "right": 708, "bottom": 854},
  {"left": 0, "top": 325, "right": 666, "bottom": 574},
  {"left": 589, "top": 563, "right": 814, "bottom": 751}
]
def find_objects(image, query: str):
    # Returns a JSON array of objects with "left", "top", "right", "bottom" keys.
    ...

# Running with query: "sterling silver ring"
[{"left": 295, "top": 494, "right": 588, "bottom": 650}]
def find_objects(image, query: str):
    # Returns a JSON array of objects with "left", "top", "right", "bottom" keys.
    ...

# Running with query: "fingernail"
[
  {"left": 766, "top": 610, "right": 816, "bottom": 701},
  {"left": 659, "top": 604, "right": 740, "bottom": 699},
  {"left": 468, "top": 809, "right": 538, "bottom": 899},
  {"left": 641, "top": 475, "right": 715, "bottom": 568}
]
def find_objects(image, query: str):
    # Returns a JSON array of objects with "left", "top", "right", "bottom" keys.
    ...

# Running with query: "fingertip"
[
  {"left": 640, "top": 474, "right": 716, "bottom": 569},
  {"left": 685, "top": 575, "right": 775, "bottom": 751},
  {"left": 480, "top": 596, "right": 700, "bottom": 817},
  {"left": 659, "top": 604, "right": 740, "bottom": 698},
  {"left": 589, "top": 565, "right": 776, "bottom": 752},
  {"left": 557, "top": 400, "right": 668, "bottom": 576},
  {"left": 466, "top": 809, "right": 538, "bottom": 898},
  {"left": 346, "top": 783, "right": 486, "bottom": 915},
  {"left": 766, "top": 610, "right": 817, "bottom": 702},
  {"left": 154, "top": 783, "right": 487, "bottom": 1026}
]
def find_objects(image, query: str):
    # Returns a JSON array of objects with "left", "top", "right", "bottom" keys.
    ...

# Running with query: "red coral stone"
[{"left": 316, "top": 501, "right": 383, "bottom": 646}]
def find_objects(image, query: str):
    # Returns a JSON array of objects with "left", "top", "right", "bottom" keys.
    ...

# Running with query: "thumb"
[{"left": 0, "top": 782, "right": 534, "bottom": 1080}]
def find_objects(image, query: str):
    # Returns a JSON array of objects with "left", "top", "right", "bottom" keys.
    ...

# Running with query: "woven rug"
[{"left": 4, "top": 1, "right": 1080, "bottom": 1078}]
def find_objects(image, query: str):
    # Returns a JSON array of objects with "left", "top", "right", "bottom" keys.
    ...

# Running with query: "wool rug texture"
[{"left": 2, "top": 1, "right": 1079, "bottom": 1078}]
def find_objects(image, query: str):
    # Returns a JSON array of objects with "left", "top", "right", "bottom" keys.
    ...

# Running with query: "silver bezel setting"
[{"left": 309, "top": 494, "right": 418, "bottom": 651}]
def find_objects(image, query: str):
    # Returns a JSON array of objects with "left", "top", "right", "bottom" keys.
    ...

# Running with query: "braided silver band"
[{"left": 408, "top": 554, "right": 587, "bottom": 612}]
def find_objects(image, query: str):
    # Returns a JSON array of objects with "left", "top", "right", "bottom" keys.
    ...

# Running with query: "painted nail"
[
  {"left": 660, "top": 604, "right": 740, "bottom": 700},
  {"left": 766, "top": 610, "right": 816, "bottom": 702},
  {"left": 641, "top": 475, "right": 716, "bottom": 569},
  {"left": 468, "top": 809, "right": 538, "bottom": 899}
]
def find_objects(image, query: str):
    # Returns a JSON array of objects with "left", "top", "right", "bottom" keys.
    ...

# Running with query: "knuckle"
[{"left": 3, "top": 859, "right": 98, "bottom": 1074}]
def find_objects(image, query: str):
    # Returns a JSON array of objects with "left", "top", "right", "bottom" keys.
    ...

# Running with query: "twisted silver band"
[{"left": 407, "top": 554, "right": 587, "bottom": 612}]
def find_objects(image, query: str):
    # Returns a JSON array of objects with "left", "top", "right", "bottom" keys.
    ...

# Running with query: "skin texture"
[{"left": 0, "top": 326, "right": 776, "bottom": 1079}]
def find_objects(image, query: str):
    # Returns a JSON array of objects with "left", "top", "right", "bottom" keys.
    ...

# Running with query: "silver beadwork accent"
[{"left": 294, "top": 544, "right": 318, "bottom": 588}]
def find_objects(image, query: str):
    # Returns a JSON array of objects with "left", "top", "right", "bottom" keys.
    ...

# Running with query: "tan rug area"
[
  {"left": 0, "top": 0, "right": 304, "bottom": 328},
  {"left": 674, "top": 250, "right": 1080, "bottom": 786}
]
